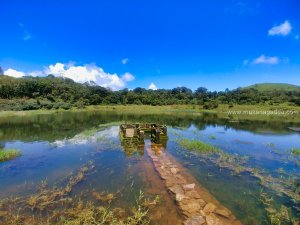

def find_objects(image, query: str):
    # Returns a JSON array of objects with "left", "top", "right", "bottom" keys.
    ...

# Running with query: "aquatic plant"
[
  {"left": 266, "top": 142, "right": 276, "bottom": 148},
  {"left": 176, "top": 138, "right": 300, "bottom": 206},
  {"left": 209, "top": 135, "right": 216, "bottom": 139},
  {"left": 0, "top": 160, "right": 156, "bottom": 225},
  {"left": 291, "top": 148, "right": 300, "bottom": 156},
  {"left": 178, "top": 139, "right": 220, "bottom": 154},
  {"left": 259, "top": 191, "right": 299, "bottom": 225},
  {"left": 0, "top": 148, "right": 22, "bottom": 162}
]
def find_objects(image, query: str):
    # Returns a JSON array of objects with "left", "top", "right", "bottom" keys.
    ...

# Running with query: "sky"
[{"left": 1, "top": 0, "right": 300, "bottom": 91}]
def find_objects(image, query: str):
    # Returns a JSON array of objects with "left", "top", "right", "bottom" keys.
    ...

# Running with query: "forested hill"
[
  {"left": 243, "top": 83, "right": 300, "bottom": 92},
  {"left": 0, "top": 75, "right": 299, "bottom": 111}
]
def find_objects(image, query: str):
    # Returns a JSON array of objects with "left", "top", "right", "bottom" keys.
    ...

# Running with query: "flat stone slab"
[
  {"left": 169, "top": 184, "right": 184, "bottom": 195},
  {"left": 183, "top": 183, "right": 195, "bottom": 191},
  {"left": 215, "top": 209, "right": 232, "bottom": 219},
  {"left": 184, "top": 215, "right": 206, "bottom": 225},
  {"left": 203, "top": 203, "right": 217, "bottom": 214}
]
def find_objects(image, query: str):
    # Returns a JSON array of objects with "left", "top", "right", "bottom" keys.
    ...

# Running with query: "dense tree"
[{"left": 0, "top": 75, "right": 299, "bottom": 111}]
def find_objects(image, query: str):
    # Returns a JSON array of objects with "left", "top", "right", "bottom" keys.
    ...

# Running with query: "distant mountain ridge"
[{"left": 242, "top": 83, "right": 300, "bottom": 92}]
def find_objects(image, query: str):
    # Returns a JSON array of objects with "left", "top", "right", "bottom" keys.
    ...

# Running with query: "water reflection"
[{"left": 1, "top": 111, "right": 299, "bottom": 143}]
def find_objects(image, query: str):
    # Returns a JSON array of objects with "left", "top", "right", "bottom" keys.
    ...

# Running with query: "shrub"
[
  {"left": 21, "top": 99, "right": 41, "bottom": 110},
  {"left": 203, "top": 101, "right": 219, "bottom": 109}
]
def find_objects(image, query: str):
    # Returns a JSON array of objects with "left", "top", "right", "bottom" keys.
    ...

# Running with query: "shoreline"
[{"left": 0, "top": 104, "right": 299, "bottom": 122}]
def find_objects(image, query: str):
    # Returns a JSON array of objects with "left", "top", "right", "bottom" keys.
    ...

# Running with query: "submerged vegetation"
[
  {"left": 178, "top": 139, "right": 220, "bottom": 154},
  {"left": 176, "top": 136, "right": 300, "bottom": 222},
  {"left": 259, "top": 191, "right": 297, "bottom": 225},
  {"left": 0, "top": 160, "right": 157, "bottom": 225},
  {"left": 0, "top": 148, "right": 21, "bottom": 162},
  {"left": 291, "top": 148, "right": 300, "bottom": 156}
]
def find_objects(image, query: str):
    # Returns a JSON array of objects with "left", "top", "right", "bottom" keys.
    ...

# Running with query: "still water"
[{"left": 0, "top": 111, "right": 299, "bottom": 224}]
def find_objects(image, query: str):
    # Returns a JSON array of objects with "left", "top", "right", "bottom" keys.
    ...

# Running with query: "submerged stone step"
[{"left": 145, "top": 143, "right": 243, "bottom": 225}]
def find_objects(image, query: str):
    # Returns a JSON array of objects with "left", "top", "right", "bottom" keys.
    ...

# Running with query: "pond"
[{"left": 0, "top": 111, "right": 299, "bottom": 225}]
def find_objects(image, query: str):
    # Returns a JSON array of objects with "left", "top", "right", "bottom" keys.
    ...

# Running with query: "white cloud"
[
  {"left": 268, "top": 20, "right": 292, "bottom": 36},
  {"left": 122, "top": 72, "right": 135, "bottom": 82},
  {"left": 4, "top": 68, "right": 25, "bottom": 78},
  {"left": 121, "top": 58, "right": 129, "bottom": 65},
  {"left": 148, "top": 82, "right": 158, "bottom": 90},
  {"left": 3, "top": 63, "right": 135, "bottom": 91},
  {"left": 252, "top": 55, "right": 279, "bottom": 65},
  {"left": 45, "top": 63, "right": 134, "bottom": 90},
  {"left": 244, "top": 55, "right": 289, "bottom": 66}
]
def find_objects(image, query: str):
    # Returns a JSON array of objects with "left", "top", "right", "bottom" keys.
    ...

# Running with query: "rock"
[
  {"left": 199, "top": 210, "right": 206, "bottom": 217},
  {"left": 166, "top": 178, "right": 178, "bottom": 187},
  {"left": 184, "top": 215, "right": 206, "bottom": 225},
  {"left": 179, "top": 199, "right": 202, "bottom": 214},
  {"left": 176, "top": 193, "right": 188, "bottom": 202},
  {"left": 206, "top": 213, "right": 233, "bottom": 225},
  {"left": 203, "top": 203, "right": 217, "bottom": 214},
  {"left": 171, "top": 167, "right": 178, "bottom": 174},
  {"left": 183, "top": 183, "right": 195, "bottom": 191},
  {"left": 175, "top": 174, "right": 187, "bottom": 184},
  {"left": 185, "top": 190, "right": 202, "bottom": 199},
  {"left": 159, "top": 171, "right": 169, "bottom": 180},
  {"left": 215, "top": 208, "right": 232, "bottom": 219},
  {"left": 232, "top": 221, "right": 243, "bottom": 225},
  {"left": 196, "top": 199, "right": 207, "bottom": 208},
  {"left": 206, "top": 213, "right": 222, "bottom": 225},
  {"left": 169, "top": 184, "right": 184, "bottom": 195}
]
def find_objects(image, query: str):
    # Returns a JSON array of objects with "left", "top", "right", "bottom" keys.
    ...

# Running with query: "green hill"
[{"left": 243, "top": 83, "right": 300, "bottom": 92}]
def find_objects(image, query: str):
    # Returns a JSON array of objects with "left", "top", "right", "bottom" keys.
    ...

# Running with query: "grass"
[
  {"left": 178, "top": 138, "right": 220, "bottom": 154},
  {"left": 0, "top": 104, "right": 299, "bottom": 123},
  {"left": 0, "top": 148, "right": 22, "bottom": 162},
  {"left": 291, "top": 148, "right": 300, "bottom": 156}
]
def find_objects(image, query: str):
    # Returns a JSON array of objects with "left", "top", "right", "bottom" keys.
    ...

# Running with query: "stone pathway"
[{"left": 146, "top": 143, "right": 243, "bottom": 225}]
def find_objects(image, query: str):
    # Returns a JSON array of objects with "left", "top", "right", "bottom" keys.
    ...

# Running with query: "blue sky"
[{"left": 1, "top": 0, "right": 300, "bottom": 91}]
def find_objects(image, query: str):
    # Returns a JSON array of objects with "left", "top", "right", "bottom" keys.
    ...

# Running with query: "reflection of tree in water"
[{"left": 0, "top": 111, "right": 298, "bottom": 142}]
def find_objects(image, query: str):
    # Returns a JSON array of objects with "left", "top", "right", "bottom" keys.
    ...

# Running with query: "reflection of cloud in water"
[
  {"left": 52, "top": 126, "right": 119, "bottom": 148},
  {"left": 97, "top": 126, "right": 119, "bottom": 138}
]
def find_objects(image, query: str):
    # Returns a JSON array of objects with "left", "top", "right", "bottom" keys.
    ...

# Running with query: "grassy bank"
[{"left": 0, "top": 104, "right": 299, "bottom": 122}]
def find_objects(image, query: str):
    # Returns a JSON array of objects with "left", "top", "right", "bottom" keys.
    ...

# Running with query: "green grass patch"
[
  {"left": 0, "top": 148, "right": 22, "bottom": 162},
  {"left": 178, "top": 139, "right": 220, "bottom": 154},
  {"left": 291, "top": 148, "right": 300, "bottom": 156}
]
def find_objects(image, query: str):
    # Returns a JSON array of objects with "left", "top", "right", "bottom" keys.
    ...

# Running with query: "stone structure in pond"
[
  {"left": 119, "top": 124, "right": 168, "bottom": 156},
  {"left": 147, "top": 144, "right": 243, "bottom": 225}
]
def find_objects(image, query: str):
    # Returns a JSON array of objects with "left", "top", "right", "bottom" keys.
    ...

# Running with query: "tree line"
[{"left": 0, "top": 75, "right": 299, "bottom": 111}]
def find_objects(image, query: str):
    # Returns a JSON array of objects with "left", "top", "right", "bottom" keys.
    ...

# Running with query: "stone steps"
[{"left": 146, "top": 143, "right": 243, "bottom": 225}]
